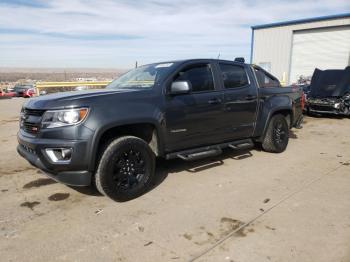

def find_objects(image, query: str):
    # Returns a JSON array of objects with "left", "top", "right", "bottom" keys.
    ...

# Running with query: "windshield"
[{"left": 107, "top": 63, "right": 174, "bottom": 90}]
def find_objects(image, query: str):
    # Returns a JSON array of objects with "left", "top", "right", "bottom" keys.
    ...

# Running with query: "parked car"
[
  {"left": 17, "top": 58, "right": 304, "bottom": 201},
  {"left": 13, "top": 84, "right": 36, "bottom": 98},
  {"left": 306, "top": 67, "right": 350, "bottom": 116},
  {"left": 24, "top": 88, "right": 36, "bottom": 98},
  {"left": 0, "top": 88, "right": 16, "bottom": 98},
  {"left": 74, "top": 85, "right": 89, "bottom": 91},
  {"left": 6, "top": 87, "right": 15, "bottom": 93}
]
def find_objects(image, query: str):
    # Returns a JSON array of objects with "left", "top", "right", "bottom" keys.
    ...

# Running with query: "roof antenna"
[{"left": 217, "top": 53, "right": 220, "bottom": 59}]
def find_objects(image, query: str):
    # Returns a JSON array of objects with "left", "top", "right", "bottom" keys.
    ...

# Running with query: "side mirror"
[{"left": 170, "top": 81, "right": 191, "bottom": 95}]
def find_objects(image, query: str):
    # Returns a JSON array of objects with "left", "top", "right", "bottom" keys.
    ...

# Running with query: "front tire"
[
  {"left": 262, "top": 114, "right": 289, "bottom": 153},
  {"left": 95, "top": 136, "right": 155, "bottom": 201}
]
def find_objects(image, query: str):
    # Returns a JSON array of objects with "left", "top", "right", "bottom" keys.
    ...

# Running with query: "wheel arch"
[
  {"left": 88, "top": 122, "right": 163, "bottom": 173},
  {"left": 257, "top": 107, "right": 293, "bottom": 142}
]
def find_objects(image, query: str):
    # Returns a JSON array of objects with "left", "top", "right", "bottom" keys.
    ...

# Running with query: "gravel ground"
[{"left": 0, "top": 98, "right": 349, "bottom": 262}]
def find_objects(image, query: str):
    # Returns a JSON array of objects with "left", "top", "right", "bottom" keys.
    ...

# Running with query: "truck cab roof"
[{"left": 143, "top": 58, "right": 248, "bottom": 67}]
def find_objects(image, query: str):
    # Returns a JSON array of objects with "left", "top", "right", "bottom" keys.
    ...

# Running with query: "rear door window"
[{"left": 219, "top": 64, "right": 249, "bottom": 88}]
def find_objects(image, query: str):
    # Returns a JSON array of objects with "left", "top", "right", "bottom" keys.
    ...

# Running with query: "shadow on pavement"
[
  {"left": 149, "top": 148, "right": 255, "bottom": 193},
  {"left": 69, "top": 148, "right": 256, "bottom": 199}
]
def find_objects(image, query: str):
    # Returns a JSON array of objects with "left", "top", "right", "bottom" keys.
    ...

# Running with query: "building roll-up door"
[{"left": 289, "top": 26, "right": 350, "bottom": 84}]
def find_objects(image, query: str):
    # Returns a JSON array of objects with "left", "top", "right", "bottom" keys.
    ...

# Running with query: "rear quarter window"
[{"left": 254, "top": 68, "right": 280, "bottom": 88}]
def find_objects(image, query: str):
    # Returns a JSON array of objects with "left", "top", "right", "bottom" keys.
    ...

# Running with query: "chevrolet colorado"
[{"left": 17, "top": 58, "right": 303, "bottom": 201}]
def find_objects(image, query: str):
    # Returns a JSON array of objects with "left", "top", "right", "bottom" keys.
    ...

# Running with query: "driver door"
[{"left": 164, "top": 62, "right": 225, "bottom": 152}]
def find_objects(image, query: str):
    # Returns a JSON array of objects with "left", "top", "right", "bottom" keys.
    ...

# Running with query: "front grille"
[
  {"left": 21, "top": 108, "right": 45, "bottom": 134},
  {"left": 23, "top": 122, "right": 41, "bottom": 134},
  {"left": 24, "top": 108, "right": 45, "bottom": 116},
  {"left": 310, "top": 104, "right": 334, "bottom": 111}
]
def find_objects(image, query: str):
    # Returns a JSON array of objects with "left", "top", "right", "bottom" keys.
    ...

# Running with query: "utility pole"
[{"left": 135, "top": 61, "right": 138, "bottom": 68}]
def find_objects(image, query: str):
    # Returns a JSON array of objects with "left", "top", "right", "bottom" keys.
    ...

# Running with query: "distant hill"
[{"left": 0, "top": 67, "right": 128, "bottom": 82}]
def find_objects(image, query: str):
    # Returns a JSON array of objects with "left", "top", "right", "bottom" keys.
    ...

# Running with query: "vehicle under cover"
[{"left": 306, "top": 67, "right": 350, "bottom": 116}]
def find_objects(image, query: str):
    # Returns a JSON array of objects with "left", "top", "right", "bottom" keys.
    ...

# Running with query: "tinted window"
[
  {"left": 174, "top": 64, "right": 214, "bottom": 92},
  {"left": 219, "top": 64, "right": 248, "bottom": 88},
  {"left": 254, "top": 68, "right": 280, "bottom": 88}
]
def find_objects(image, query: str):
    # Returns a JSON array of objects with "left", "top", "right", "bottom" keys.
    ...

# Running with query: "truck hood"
[
  {"left": 24, "top": 88, "right": 140, "bottom": 109},
  {"left": 309, "top": 67, "right": 350, "bottom": 98}
]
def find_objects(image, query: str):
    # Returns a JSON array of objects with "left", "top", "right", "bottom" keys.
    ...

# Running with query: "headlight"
[{"left": 41, "top": 108, "right": 89, "bottom": 128}]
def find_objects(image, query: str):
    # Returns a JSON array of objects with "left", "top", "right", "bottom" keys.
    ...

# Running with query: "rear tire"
[
  {"left": 95, "top": 136, "right": 155, "bottom": 202},
  {"left": 262, "top": 114, "right": 289, "bottom": 153}
]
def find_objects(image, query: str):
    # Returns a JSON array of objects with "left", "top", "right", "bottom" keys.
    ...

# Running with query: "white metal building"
[{"left": 251, "top": 13, "right": 350, "bottom": 85}]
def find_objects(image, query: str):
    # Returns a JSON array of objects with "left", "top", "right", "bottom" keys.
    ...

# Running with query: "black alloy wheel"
[
  {"left": 95, "top": 136, "right": 155, "bottom": 201},
  {"left": 262, "top": 114, "right": 289, "bottom": 153}
]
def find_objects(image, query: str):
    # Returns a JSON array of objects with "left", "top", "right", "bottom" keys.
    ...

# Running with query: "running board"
[
  {"left": 228, "top": 142, "right": 253, "bottom": 150},
  {"left": 166, "top": 139, "right": 254, "bottom": 161},
  {"left": 177, "top": 148, "right": 222, "bottom": 161}
]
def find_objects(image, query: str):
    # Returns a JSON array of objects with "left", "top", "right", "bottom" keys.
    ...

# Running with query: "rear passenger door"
[
  {"left": 165, "top": 62, "right": 226, "bottom": 152},
  {"left": 218, "top": 63, "right": 258, "bottom": 140}
]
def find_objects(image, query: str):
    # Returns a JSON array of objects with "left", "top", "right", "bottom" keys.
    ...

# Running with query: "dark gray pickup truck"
[{"left": 18, "top": 58, "right": 303, "bottom": 201}]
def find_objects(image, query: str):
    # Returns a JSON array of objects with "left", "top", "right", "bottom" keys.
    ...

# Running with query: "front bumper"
[
  {"left": 308, "top": 103, "right": 349, "bottom": 115},
  {"left": 17, "top": 131, "right": 92, "bottom": 186},
  {"left": 307, "top": 97, "right": 350, "bottom": 116}
]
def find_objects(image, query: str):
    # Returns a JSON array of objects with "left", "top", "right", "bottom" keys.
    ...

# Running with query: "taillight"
[
  {"left": 25, "top": 88, "right": 34, "bottom": 97},
  {"left": 301, "top": 92, "right": 305, "bottom": 111}
]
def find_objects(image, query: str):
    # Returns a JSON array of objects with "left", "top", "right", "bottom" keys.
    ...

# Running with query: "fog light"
[
  {"left": 61, "top": 148, "right": 72, "bottom": 159},
  {"left": 45, "top": 148, "right": 72, "bottom": 163}
]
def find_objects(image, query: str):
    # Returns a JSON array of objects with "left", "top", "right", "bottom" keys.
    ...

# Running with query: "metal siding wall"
[{"left": 252, "top": 17, "right": 350, "bottom": 84}]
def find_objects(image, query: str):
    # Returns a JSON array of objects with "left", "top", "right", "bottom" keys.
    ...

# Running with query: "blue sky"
[{"left": 0, "top": 0, "right": 349, "bottom": 68}]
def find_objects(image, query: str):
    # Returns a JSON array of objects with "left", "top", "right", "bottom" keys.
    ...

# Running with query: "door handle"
[
  {"left": 245, "top": 95, "right": 257, "bottom": 101},
  {"left": 208, "top": 98, "right": 222, "bottom": 105}
]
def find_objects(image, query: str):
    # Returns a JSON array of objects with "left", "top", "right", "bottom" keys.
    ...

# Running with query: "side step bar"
[
  {"left": 177, "top": 148, "right": 222, "bottom": 161},
  {"left": 166, "top": 139, "right": 254, "bottom": 161},
  {"left": 228, "top": 142, "right": 252, "bottom": 150}
]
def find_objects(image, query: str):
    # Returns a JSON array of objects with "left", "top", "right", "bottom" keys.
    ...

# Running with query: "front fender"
[
  {"left": 86, "top": 114, "right": 166, "bottom": 173},
  {"left": 82, "top": 95, "right": 167, "bottom": 172}
]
